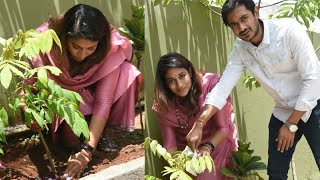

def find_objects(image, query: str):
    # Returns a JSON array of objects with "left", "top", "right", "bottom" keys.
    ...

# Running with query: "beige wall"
[{"left": 145, "top": 1, "right": 320, "bottom": 179}]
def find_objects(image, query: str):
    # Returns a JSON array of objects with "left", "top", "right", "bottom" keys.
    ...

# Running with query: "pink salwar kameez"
[{"left": 153, "top": 73, "right": 237, "bottom": 180}]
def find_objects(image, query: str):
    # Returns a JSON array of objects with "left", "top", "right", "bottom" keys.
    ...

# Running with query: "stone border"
[{"left": 80, "top": 157, "right": 144, "bottom": 180}]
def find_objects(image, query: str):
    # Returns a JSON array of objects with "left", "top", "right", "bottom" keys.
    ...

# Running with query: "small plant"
[
  {"left": 220, "top": 140, "right": 266, "bottom": 179},
  {"left": 0, "top": 29, "right": 89, "bottom": 176},
  {"left": 242, "top": 75, "right": 261, "bottom": 91},
  {"left": 144, "top": 137, "right": 215, "bottom": 180},
  {"left": 119, "top": 5, "right": 145, "bottom": 69}
]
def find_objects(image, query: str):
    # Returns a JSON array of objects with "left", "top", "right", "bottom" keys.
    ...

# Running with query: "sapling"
[
  {"left": 0, "top": 29, "right": 89, "bottom": 176},
  {"left": 145, "top": 137, "right": 215, "bottom": 180}
]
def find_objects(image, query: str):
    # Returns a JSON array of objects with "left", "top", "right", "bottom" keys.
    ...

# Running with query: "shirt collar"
[{"left": 241, "top": 19, "right": 270, "bottom": 50}]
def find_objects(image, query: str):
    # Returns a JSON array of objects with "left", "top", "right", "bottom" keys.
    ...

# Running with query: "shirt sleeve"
[
  {"left": 156, "top": 114, "right": 177, "bottom": 149},
  {"left": 288, "top": 21, "right": 320, "bottom": 111},
  {"left": 93, "top": 67, "right": 121, "bottom": 119},
  {"left": 205, "top": 48, "right": 245, "bottom": 109}
]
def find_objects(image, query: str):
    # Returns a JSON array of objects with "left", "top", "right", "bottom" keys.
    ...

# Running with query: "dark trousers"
[{"left": 268, "top": 101, "right": 320, "bottom": 180}]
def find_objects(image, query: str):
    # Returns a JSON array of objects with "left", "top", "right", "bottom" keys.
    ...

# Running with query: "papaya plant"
[
  {"left": 0, "top": 29, "right": 89, "bottom": 176},
  {"left": 220, "top": 140, "right": 267, "bottom": 179},
  {"left": 144, "top": 137, "right": 215, "bottom": 180}
]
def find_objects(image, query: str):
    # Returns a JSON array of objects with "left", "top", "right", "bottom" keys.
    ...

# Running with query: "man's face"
[{"left": 226, "top": 5, "right": 261, "bottom": 44}]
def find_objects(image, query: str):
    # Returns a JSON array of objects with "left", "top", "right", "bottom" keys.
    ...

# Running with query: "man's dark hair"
[{"left": 221, "top": 0, "right": 256, "bottom": 26}]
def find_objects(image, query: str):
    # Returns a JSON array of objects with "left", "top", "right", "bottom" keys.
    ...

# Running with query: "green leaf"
[
  {"left": 48, "top": 29, "right": 62, "bottom": 51},
  {"left": 0, "top": 65, "right": 12, "bottom": 89},
  {"left": 8, "top": 64, "right": 24, "bottom": 78},
  {"left": 0, "top": 108, "right": 8, "bottom": 126},
  {"left": 24, "top": 110, "right": 32, "bottom": 127},
  {"left": 178, "top": 171, "right": 193, "bottom": 180},
  {"left": 9, "top": 60, "right": 30, "bottom": 71},
  {"left": 186, "top": 160, "right": 197, "bottom": 176},
  {"left": 43, "top": 66, "right": 61, "bottom": 76},
  {"left": 191, "top": 158, "right": 200, "bottom": 173},
  {"left": 204, "top": 156, "right": 213, "bottom": 173},
  {"left": 44, "top": 109, "right": 54, "bottom": 123},
  {"left": 156, "top": 144, "right": 168, "bottom": 158},
  {"left": 198, "top": 156, "right": 206, "bottom": 173},
  {"left": 144, "top": 137, "right": 151, "bottom": 149},
  {"left": 245, "top": 162, "right": 267, "bottom": 172},
  {"left": 30, "top": 109, "right": 44, "bottom": 128},
  {"left": 73, "top": 91, "right": 84, "bottom": 104},
  {"left": 150, "top": 139, "right": 159, "bottom": 155},
  {"left": 37, "top": 68, "right": 48, "bottom": 85},
  {"left": 74, "top": 112, "right": 89, "bottom": 139},
  {"left": 170, "top": 170, "right": 181, "bottom": 180},
  {"left": 220, "top": 168, "right": 238, "bottom": 177}
]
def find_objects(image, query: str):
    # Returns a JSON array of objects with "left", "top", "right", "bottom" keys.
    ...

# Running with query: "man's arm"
[{"left": 186, "top": 47, "right": 245, "bottom": 151}]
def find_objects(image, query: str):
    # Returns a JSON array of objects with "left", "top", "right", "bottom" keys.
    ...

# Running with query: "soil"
[{"left": 0, "top": 112, "right": 145, "bottom": 180}]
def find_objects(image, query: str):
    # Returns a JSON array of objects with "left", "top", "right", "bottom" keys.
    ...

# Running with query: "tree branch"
[
  {"left": 260, "top": 0, "right": 287, "bottom": 8},
  {"left": 198, "top": 1, "right": 221, "bottom": 16}
]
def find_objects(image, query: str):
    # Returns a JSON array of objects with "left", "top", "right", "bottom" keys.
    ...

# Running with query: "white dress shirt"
[{"left": 205, "top": 18, "right": 320, "bottom": 123}]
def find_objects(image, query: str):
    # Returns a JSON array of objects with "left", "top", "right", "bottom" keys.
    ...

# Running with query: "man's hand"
[
  {"left": 186, "top": 121, "right": 205, "bottom": 152},
  {"left": 277, "top": 124, "right": 295, "bottom": 153}
]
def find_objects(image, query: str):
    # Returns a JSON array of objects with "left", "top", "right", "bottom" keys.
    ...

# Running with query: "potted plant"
[
  {"left": 0, "top": 28, "right": 89, "bottom": 177},
  {"left": 144, "top": 137, "right": 215, "bottom": 180},
  {"left": 220, "top": 140, "right": 267, "bottom": 180}
]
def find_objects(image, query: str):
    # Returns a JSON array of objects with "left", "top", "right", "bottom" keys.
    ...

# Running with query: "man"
[{"left": 186, "top": 0, "right": 320, "bottom": 179}]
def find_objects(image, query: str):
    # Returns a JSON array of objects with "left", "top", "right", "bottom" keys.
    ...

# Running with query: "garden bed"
[{"left": 0, "top": 113, "right": 144, "bottom": 179}]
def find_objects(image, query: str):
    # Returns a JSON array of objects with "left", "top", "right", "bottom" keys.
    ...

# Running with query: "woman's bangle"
[
  {"left": 199, "top": 141, "right": 215, "bottom": 154},
  {"left": 200, "top": 144, "right": 212, "bottom": 153},
  {"left": 205, "top": 141, "right": 215, "bottom": 152}
]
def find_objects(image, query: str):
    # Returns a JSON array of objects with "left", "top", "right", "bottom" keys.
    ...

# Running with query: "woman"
[
  {"left": 153, "top": 52, "right": 237, "bottom": 179},
  {"left": 28, "top": 4, "right": 142, "bottom": 179}
]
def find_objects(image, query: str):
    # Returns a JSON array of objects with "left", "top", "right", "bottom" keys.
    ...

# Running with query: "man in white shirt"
[{"left": 186, "top": 0, "right": 320, "bottom": 179}]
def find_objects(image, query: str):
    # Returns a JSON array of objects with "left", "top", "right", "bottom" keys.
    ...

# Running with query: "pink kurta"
[
  {"left": 153, "top": 73, "right": 237, "bottom": 180},
  {"left": 30, "top": 23, "right": 142, "bottom": 141}
]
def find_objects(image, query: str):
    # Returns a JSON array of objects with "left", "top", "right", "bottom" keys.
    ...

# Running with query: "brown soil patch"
[{"left": 0, "top": 112, "right": 145, "bottom": 179}]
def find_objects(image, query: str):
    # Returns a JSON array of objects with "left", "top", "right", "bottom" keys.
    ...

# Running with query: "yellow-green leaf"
[
  {"left": 37, "top": 68, "right": 48, "bottom": 85},
  {"left": 0, "top": 65, "right": 12, "bottom": 89},
  {"left": 198, "top": 156, "right": 206, "bottom": 173}
]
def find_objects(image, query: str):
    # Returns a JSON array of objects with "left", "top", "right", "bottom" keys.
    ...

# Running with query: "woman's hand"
[
  {"left": 63, "top": 150, "right": 91, "bottom": 179},
  {"left": 198, "top": 145, "right": 211, "bottom": 157},
  {"left": 186, "top": 121, "right": 205, "bottom": 152}
]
